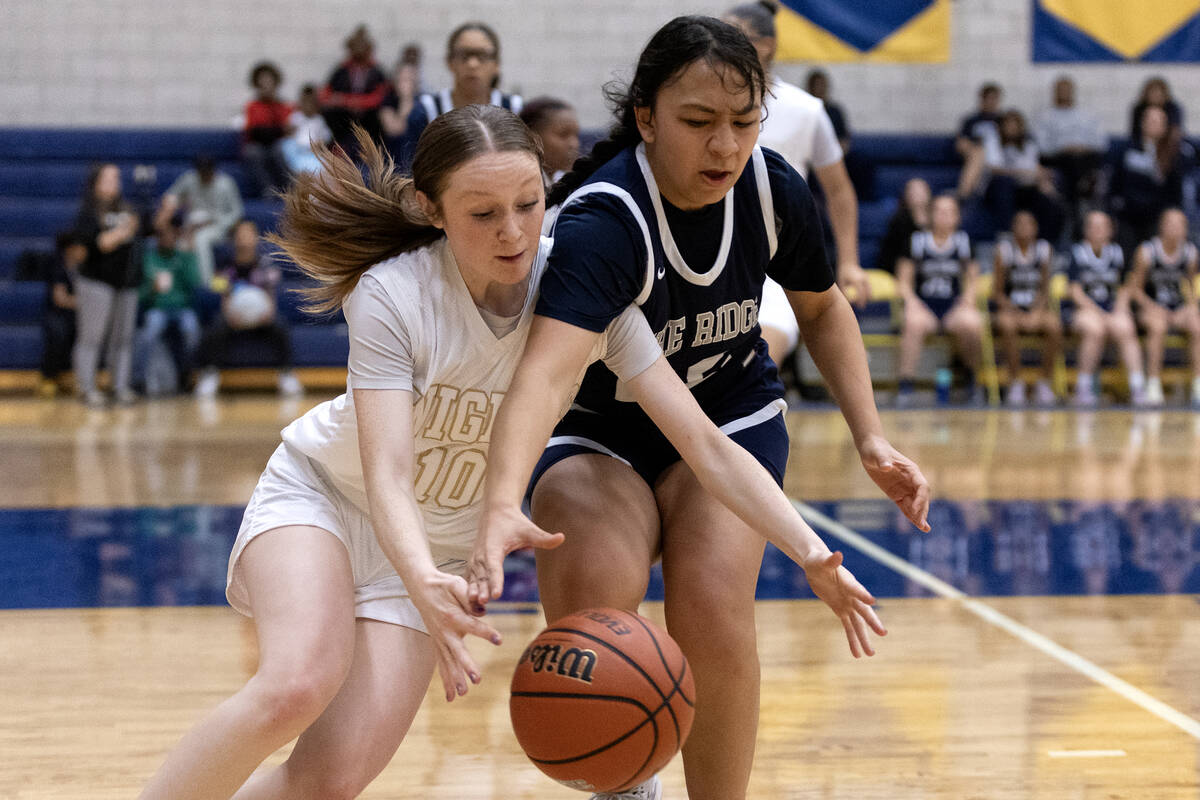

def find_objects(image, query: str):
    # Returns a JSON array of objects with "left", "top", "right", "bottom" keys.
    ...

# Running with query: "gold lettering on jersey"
[
  {"left": 420, "top": 384, "right": 461, "bottom": 441},
  {"left": 415, "top": 384, "right": 503, "bottom": 511},
  {"left": 690, "top": 300, "right": 759, "bottom": 347},
  {"left": 449, "top": 389, "right": 490, "bottom": 443},
  {"left": 421, "top": 384, "right": 502, "bottom": 444},
  {"left": 654, "top": 317, "right": 687, "bottom": 357}
]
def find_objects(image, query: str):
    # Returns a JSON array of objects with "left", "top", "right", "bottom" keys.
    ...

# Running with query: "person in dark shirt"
[
  {"left": 877, "top": 177, "right": 931, "bottom": 274},
  {"left": 1129, "top": 76, "right": 1184, "bottom": 142},
  {"left": 1110, "top": 105, "right": 1195, "bottom": 255},
  {"left": 956, "top": 82, "right": 1002, "bottom": 198},
  {"left": 241, "top": 61, "right": 293, "bottom": 197},
  {"left": 72, "top": 163, "right": 142, "bottom": 407},
  {"left": 805, "top": 68, "right": 850, "bottom": 150},
  {"left": 320, "top": 25, "right": 389, "bottom": 153},
  {"left": 38, "top": 232, "right": 87, "bottom": 397}
]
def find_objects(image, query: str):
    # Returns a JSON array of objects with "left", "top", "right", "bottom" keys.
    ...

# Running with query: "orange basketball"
[{"left": 509, "top": 608, "right": 695, "bottom": 793}]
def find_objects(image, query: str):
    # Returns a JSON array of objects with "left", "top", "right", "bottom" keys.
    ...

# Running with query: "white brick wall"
[{"left": 1, "top": 0, "right": 1198, "bottom": 134}]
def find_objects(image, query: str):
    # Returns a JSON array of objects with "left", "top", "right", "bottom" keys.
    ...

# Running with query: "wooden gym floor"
[{"left": 0, "top": 395, "right": 1197, "bottom": 798}]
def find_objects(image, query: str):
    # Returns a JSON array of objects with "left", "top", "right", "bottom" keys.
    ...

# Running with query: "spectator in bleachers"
[
  {"left": 37, "top": 232, "right": 86, "bottom": 398},
  {"left": 896, "top": 195, "right": 985, "bottom": 405},
  {"left": 991, "top": 211, "right": 1061, "bottom": 407},
  {"left": 1066, "top": 210, "right": 1144, "bottom": 407},
  {"left": 955, "top": 82, "right": 1003, "bottom": 199},
  {"left": 804, "top": 68, "right": 850, "bottom": 151},
  {"left": 519, "top": 97, "right": 580, "bottom": 187},
  {"left": 1110, "top": 105, "right": 1195, "bottom": 255},
  {"left": 1130, "top": 76, "right": 1184, "bottom": 142},
  {"left": 1126, "top": 208, "right": 1200, "bottom": 407},
  {"left": 134, "top": 216, "right": 202, "bottom": 396},
  {"left": 320, "top": 24, "right": 389, "bottom": 153},
  {"left": 72, "top": 163, "right": 142, "bottom": 407},
  {"left": 878, "top": 177, "right": 931, "bottom": 275},
  {"left": 194, "top": 220, "right": 301, "bottom": 398},
  {"left": 723, "top": 0, "right": 869, "bottom": 335},
  {"left": 155, "top": 156, "right": 243, "bottom": 285},
  {"left": 383, "top": 22, "right": 522, "bottom": 167},
  {"left": 1035, "top": 76, "right": 1105, "bottom": 226},
  {"left": 241, "top": 61, "right": 293, "bottom": 198},
  {"left": 983, "top": 109, "right": 1066, "bottom": 243},
  {"left": 280, "top": 85, "right": 333, "bottom": 176},
  {"left": 379, "top": 44, "right": 423, "bottom": 150}
]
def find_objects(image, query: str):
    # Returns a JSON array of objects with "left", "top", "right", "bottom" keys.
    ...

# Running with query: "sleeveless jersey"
[
  {"left": 537, "top": 143, "right": 832, "bottom": 417},
  {"left": 910, "top": 230, "right": 972, "bottom": 311},
  {"left": 418, "top": 89, "right": 522, "bottom": 121},
  {"left": 280, "top": 237, "right": 657, "bottom": 561},
  {"left": 1141, "top": 237, "right": 1196, "bottom": 310},
  {"left": 1068, "top": 242, "right": 1124, "bottom": 311},
  {"left": 997, "top": 238, "right": 1051, "bottom": 310}
]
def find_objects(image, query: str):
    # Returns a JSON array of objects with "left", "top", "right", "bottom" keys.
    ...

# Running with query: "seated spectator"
[
  {"left": 990, "top": 211, "right": 1061, "bottom": 406},
  {"left": 956, "top": 82, "right": 1003, "bottom": 198},
  {"left": 280, "top": 85, "right": 333, "bottom": 176},
  {"left": 877, "top": 177, "right": 931, "bottom": 274},
  {"left": 38, "top": 232, "right": 87, "bottom": 398},
  {"left": 1035, "top": 76, "right": 1105, "bottom": 223},
  {"left": 1065, "top": 210, "right": 1144, "bottom": 406},
  {"left": 1130, "top": 76, "right": 1184, "bottom": 142},
  {"left": 804, "top": 68, "right": 850, "bottom": 151},
  {"left": 320, "top": 25, "right": 389, "bottom": 154},
  {"left": 194, "top": 220, "right": 301, "bottom": 398},
  {"left": 379, "top": 44, "right": 423, "bottom": 149},
  {"left": 1110, "top": 105, "right": 1195, "bottom": 255},
  {"left": 384, "top": 22, "right": 522, "bottom": 167},
  {"left": 241, "top": 61, "right": 293, "bottom": 197},
  {"left": 73, "top": 163, "right": 142, "bottom": 408},
  {"left": 156, "top": 156, "right": 243, "bottom": 284},
  {"left": 519, "top": 97, "right": 580, "bottom": 187},
  {"left": 1126, "top": 208, "right": 1200, "bottom": 406},
  {"left": 135, "top": 216, "right": 202, "bottom": 396},
  {"left": 983, "top": 109, "right": 1066, "bottom": 243},
  {"left": 896, "top": 195, "right": 985, "bottom": 405}
]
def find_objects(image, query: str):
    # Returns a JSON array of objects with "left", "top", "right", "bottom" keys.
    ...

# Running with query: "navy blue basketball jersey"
[
  {"left": 535, "top": 143, "right": 831, "bottom": 416},
  {"left": 1068, "top": 242, "right": 1125, "bottom": 311},
  {"left": 909, "top": 230, "right": 973, "bottom": 313},
  {"left": 997, "top": 237, "right": 1052, "bottom": 310},
  {"left": 1141, "top": 237, "right": 1196, "bottom": 310},
  {"left": 418, "top": 89, "right": 523, "bottom": 121}
]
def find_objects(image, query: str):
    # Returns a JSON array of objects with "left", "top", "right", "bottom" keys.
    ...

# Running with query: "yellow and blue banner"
[
  {"left": 1033, "top": 0, "right": 1200, "bottom": 62},
  {"left": 774, "top": 0, "right": 950, "bottom": 63}
]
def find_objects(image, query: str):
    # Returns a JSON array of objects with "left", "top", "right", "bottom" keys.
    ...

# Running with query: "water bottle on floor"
[{"left": 935, "top": 367, "right": 953, "bottom": 405}]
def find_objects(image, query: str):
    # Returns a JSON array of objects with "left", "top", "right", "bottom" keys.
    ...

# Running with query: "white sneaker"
[
  {"left": 1033, "top": 380, "right": 1056, "bottom": 406},
  {"left": 194, "top": 368, "right": 220, "bottom": 398},
  {"left": 1073, "top": 384, "right": 1098, "bottom": 408},
  {"left": 1005, "top": 381, "right": 1026, "bottom": 408},
  {"left": 590, "top": 776, "right": 662, "bottom": 800},
  {"left": 277, "top": 370, "right": 303, "bottom": 397},
  {"left": 1144, "top": 379, "right": 1164, "bottom": 407}
]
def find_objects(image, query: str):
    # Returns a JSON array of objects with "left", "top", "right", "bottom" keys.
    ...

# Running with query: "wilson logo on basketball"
[{"left": 520, "top": 644, "right": 598, "bottom": 683}]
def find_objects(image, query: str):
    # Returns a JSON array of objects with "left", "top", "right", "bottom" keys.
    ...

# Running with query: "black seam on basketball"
[
  {"left": 621, "top": 611, "right": 692, "bottom": 742},
  {"left": 541, "top": 625, "right": 672, "bottom": 702}
]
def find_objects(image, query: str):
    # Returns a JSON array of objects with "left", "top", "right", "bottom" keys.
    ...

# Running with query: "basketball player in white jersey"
[
  {"left": 1126, "top": 208, "right": 1200, "bottom": 406},
  {"left": 724, "top": 0, "right": 868, "bottom": 364}
]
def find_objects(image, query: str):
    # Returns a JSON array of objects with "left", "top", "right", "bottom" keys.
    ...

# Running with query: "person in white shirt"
[
  {"left": 279, "top": 84, "right": 334, "bottom": 175},
  {"left": 724, "top": 0, "right": 868, "bottom": 365},
  {"left": 982, "top": 109, "right": 1066, "bottom": 244},
  {"left": 1035, "top": 76, "right": 1106, "bottom": 215}
]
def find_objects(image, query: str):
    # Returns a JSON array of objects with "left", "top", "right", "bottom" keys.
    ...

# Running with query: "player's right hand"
[
  {"left": 408, "top": 568, "right": 503, "bottom": 702},
  {"left": 467, "top": 505, "right": 565, "bottom": 607}
]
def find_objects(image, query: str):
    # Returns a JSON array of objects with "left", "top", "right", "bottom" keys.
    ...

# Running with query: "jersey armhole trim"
[
  {"left": 752, "top": 147, "right": 778, "bottom": 260},
  {"left": 554, "top": 182, "right": 656, "bottom": 306}
]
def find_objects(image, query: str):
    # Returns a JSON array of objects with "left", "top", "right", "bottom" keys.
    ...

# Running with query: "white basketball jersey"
[{"left": 282, "top": 237, "right": 658, "bottom": 562}]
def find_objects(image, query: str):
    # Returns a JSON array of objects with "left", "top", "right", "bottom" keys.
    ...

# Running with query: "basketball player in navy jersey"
[
  {"left": 991, "top": 210, "right": 1061, "bottom": 406},
  {"left": 1126, "top": 208, "right": 1200, "bottom": 406},
  {"left": 895, "top": 194, "right": 985, "bottom": 406},
  {"left": 468, "top": 17, "right": 930, "bottom": 800}
]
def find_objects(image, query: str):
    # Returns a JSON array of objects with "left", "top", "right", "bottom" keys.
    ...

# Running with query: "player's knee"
[
  {"left": 250, "top": 662, "right": 345, "bottom": 732},
  {"left": 298, "top": 766, "right": 373, "bottom": 800}
]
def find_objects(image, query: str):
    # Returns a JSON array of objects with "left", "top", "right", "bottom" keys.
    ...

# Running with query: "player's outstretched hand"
[
  {"left": 467, "top": 505, "right": 565, "bottom": 607},
  {"left": 408, "top": 569, "right": 503, "bottom": 702},
  {"left": 802, "top": 550, "right": 886, "bottom": 658},
  {"left": 859, "top": 435, "right": 931, "bottom": 532}
]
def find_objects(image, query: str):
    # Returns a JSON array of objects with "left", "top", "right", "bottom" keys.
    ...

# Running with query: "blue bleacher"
[{"left": 0, "top": 127, "right": 973, "bottom": 372}]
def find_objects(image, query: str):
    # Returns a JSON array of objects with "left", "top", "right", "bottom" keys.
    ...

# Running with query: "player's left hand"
[
  {"left": 802, "top": 550, "right": 886, "bottom": 658},
  {"left": 838, "top": 263, "right": 870, "bottom": 309},
  {"left": 467, "top": 504, "right": 565, "bottom": 608},
  {"left": 859, "top": 435, "right": 931, "bottom": 532}
]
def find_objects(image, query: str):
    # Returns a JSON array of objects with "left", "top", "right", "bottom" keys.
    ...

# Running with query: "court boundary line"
[{"left": 792, "top": 499, "right": 1200, "bottom": 741}]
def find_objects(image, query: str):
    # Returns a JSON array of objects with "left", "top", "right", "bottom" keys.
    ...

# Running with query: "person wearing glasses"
[{"left": 383, "top": 22, "right": 522, "bottom": 167}]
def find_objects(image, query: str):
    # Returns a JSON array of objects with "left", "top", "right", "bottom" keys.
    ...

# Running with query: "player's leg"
[
  {"left": 1072, "top": 307, "right": 1105, "bottom": 404},
  {"left": 1180, "top": 305, "right": 1200, "bottom": 404},
  {"left": 898, "top": 299, "right": 937, "bottom": 394},
  {"left": 656, "top": 459, "right": 767, "bottom": 800},
  {"left": 1032, "top": 309, "right": 1063, "bottom": 403},
  {"left": 1140, "top": 304, "right": 1168, "bottom": 382},
  {"left": 532, "top": 454, "right": 661, "bottom": 624},
  {"left": 139, "top": 526, "right": 357, "bottom": 800},
  {"left": 1106, "top": 308, "right": 1145, "bottom": 401},
  {"left": 232, "top": 619, "right": 435, "bottom": 800},
  {"left": 942, "top": 302, "right": 983, "bottom": 375},
  {"left": 991, "top": 308, "right": 1022, "bottom": 383}
]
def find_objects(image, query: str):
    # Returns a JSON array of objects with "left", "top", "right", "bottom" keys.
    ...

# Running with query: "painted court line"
[
  {"left": 1047, "top": 750, "right": 1127, "bottom": 759},
  {"left": 792, "top": 500, "right": 1200, "bottom": 741}
]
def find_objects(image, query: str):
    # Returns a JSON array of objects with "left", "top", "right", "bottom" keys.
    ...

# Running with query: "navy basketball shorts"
[{"left": 527, "top": 396, "right": 790, "bottom": 501}]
